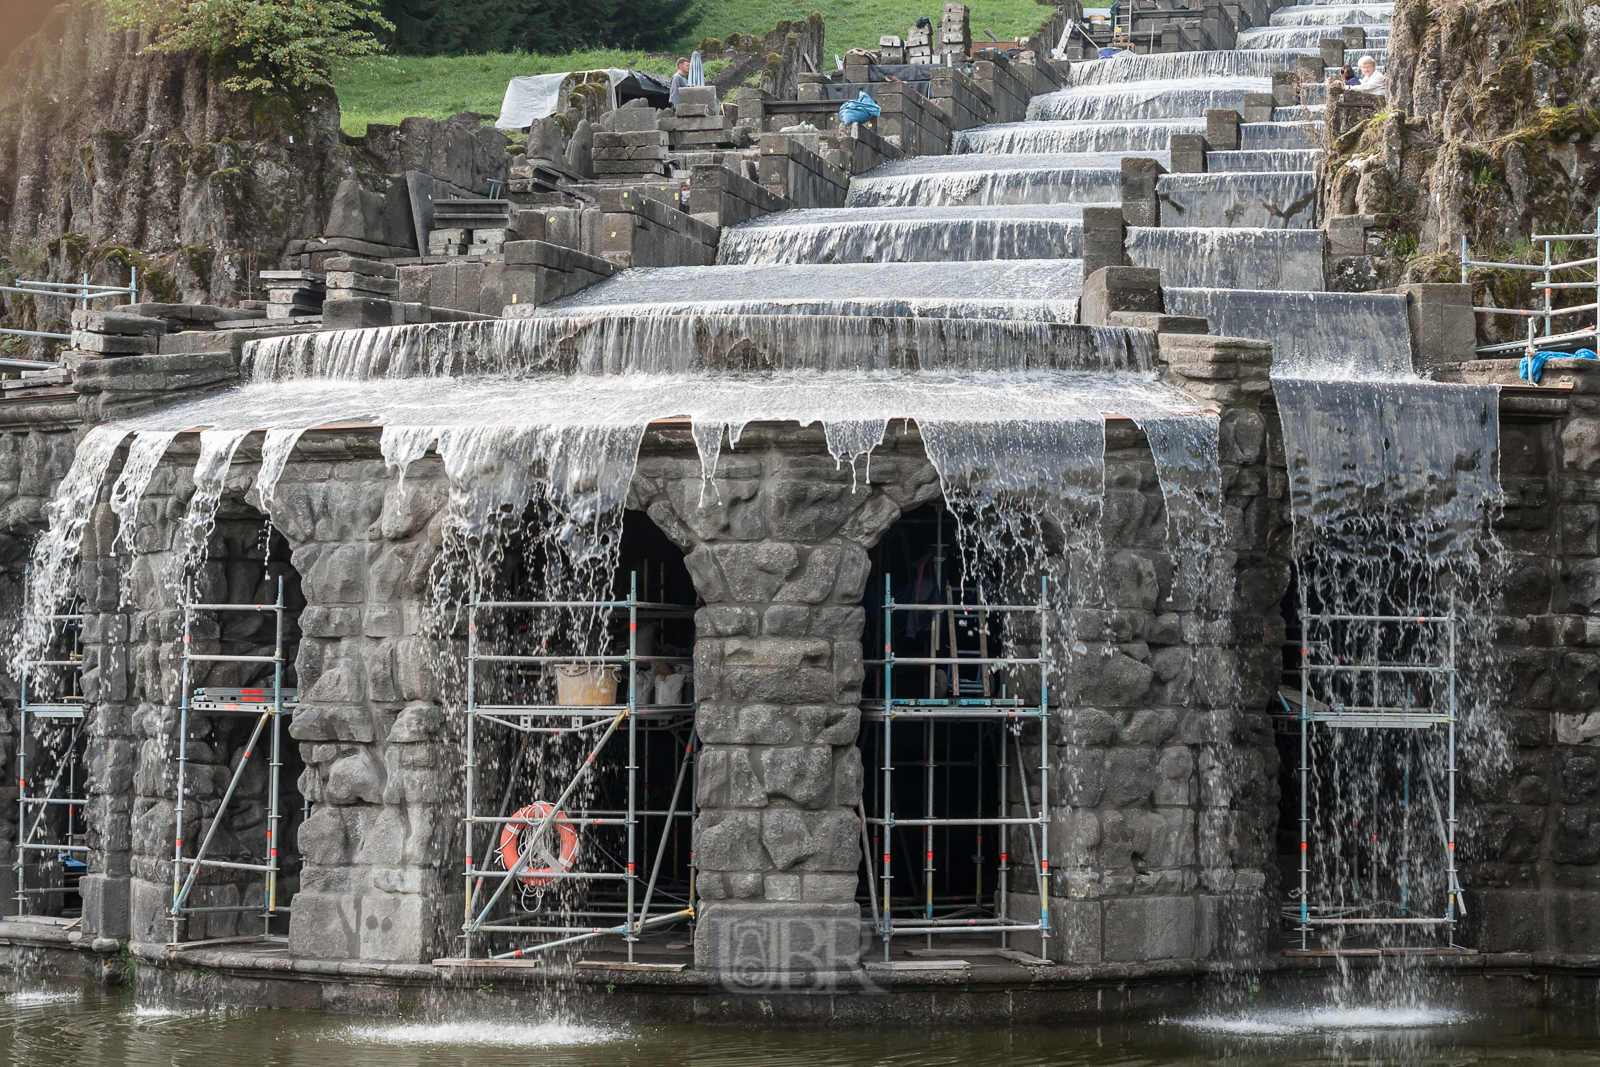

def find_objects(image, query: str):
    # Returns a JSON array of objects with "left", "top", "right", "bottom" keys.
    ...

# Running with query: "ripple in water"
[
  {"left": 1178, "top": 1006, "right": 1469, "bottom": 1036},
  {"left": 337, "top": 1019, "right": 619, "bottom": 1047}
]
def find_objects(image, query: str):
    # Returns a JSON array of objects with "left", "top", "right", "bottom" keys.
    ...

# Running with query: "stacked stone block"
[
  {"left": 757, "top": 136, "right": 849, "bottom": 210},
  {"left": 929, "top": 66, "right": 994, "bottom": 131},
  {"left": 876, "top": 82, "right": 953, "bottom": 157},
  {"left": 260, "top": 271, "right": 325, "bottom": 320},
  {"left": 598, "top": 187, "right": 719, "bottom": 268}
]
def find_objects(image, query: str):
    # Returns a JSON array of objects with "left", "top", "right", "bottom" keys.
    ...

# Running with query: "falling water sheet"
[
  {"left": 955, "top": 120, "right": 1205, "bottom": 155},
  {"left": 1030, "top": 79, "right": 1271, "bottom": 122}
]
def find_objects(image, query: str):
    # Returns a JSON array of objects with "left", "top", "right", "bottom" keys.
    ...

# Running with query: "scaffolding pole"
[
  {"left": 169, "top": 579, "right": 292, "bottom": 941},
  {"left": 1293, "top": 593, "right": 1461, "bottom": 951},
  {"left": 1462, "top": 220, "right": 1600, "bottom": 357},
  {"left": 865, "top": 568, "right": 1051, "bottom": 962},
  {"left": 456, "top": 573, "right": 698, "bottom": 962},
  {"left": 10, "top": 566, "right": 87, "bottom": 916}
]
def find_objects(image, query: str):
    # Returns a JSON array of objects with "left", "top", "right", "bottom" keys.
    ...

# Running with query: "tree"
[
  {"left": 380, "top": 0, "right": 699, "bottom": 56},
  {"left": 102, "top": 0, "right": 395, "bottom": 93}
]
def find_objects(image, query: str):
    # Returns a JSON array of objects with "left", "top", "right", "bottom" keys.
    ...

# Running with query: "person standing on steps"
[
  {"left": 669, "top": 56, "right": 691, "bottom": 110},
  {"left": 1354, "top": 54, "right": 1385, "bottom": 95}
]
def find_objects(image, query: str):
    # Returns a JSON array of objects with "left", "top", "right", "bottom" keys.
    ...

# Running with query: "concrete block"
[
  {"left": 1402, "top": 282, "right": 1476, "bottom": 369},
  {"left": 322, "top": 297, "right": 401, "bottom": 330},
  {"left": 1272, "top": 70, "right": 1299, "bottom": 107},
  {"left": 1343, "top": 26, "right": 1367, "bottom": 49},
  {"left": 613, "top": 106, "right": 663, "bottom": 133},
  {"left": 71, "top": 331, "right": 158, "bottom": 354},
  {"left": 1242, "top": 92, "right": 1275, "bottom": 124},
  {"left": 79, "top": 873, "right": 131, "bottom": 938},
  {"left": 1320, "top": 38, "right": 1346, "bottom": 68},
  {"left": 70, "top": 310, "right": 166, "bottom": 336}
]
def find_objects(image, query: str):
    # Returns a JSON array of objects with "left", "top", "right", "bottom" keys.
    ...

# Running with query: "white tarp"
[{"left": 496, "top": 69, "right": 627, "bottom": 130}]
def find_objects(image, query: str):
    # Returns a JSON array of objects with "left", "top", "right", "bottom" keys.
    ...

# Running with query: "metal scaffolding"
[
  {"left": 456, "top": 572, "right": 697, "bottom": 962},
  {"left": 1289, "top": 603, "right": 1462, "bottom": 951},
  {"left": 863, "top": 554, "right": 1052, "bottom": 960},
  {"left": 1463, "top": 221, "right": 1599, "bottom": 357},
  {"left": 10, "top": 567, "right": 87, "bottom": 916},
  {"left": 169, "top": 578, "right": 294, "bottom": 940}
]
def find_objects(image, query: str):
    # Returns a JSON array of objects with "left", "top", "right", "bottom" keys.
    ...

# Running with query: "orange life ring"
[{"left": 498, "top": 801, "right": 579, "bottom": 888}]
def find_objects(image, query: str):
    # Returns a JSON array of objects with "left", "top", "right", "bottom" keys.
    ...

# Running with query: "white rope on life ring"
[{"left": 498, "top": 801, "right": 579, "bottom": 888}]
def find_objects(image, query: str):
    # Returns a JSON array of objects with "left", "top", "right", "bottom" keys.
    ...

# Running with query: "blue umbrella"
[{"left": 689, "top": 51, "right": 705, "bottom": 86}]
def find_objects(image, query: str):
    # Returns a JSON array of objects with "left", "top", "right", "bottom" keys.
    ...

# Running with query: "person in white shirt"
[{"left": 1355, "top": 54, "right": 1385, "bottom": 94}]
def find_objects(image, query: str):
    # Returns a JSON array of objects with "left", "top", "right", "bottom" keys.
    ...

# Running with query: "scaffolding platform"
[
  {"left": 10, "top": 567, "right": 88, "bottom": 915},
  {"left": 169, "top": 580, "right": 292, "bottom": 940},
  {"left": 1289, "top": 606, "right": 1463, "bottom": 950},
  {"left": 459, "top": 572, "right": 698, "bottom": 962},
  {"left": 861, "top": 555, "right": 1052, "bottom": 960}
]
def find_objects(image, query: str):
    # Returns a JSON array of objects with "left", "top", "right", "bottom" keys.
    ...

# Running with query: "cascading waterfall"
[
  {"left": 1243, "top": 123, "right": 1322, "bottom": 150},
  {"left": 1029, "top": 80, "right": 1269, "bottom": 122},
  {"left": 1164, "top": 289, "right": 1413, "bottom": 372},
  {"left": 1207, "top": 150, "right": 1324, "bottom": 173},
  {"left": 845, "top": 156, "right": 1129, "bottom": 208},
  {"left": 955, "top": 120, "right": 1204, "bottom": 155},
  {"left": 1157, "top": 172, "right": 1319, "bottom": 229},
  {"left": 1067, "top": 51, "right": 1316, "bottom": 83},
  {"left": 1269, "top": 2, "right": 1392, "bottom": 24},
  {"left": 1127, "top": 228, "right": 1328, "bottom": 291},
  {"left": 1238, "top": 25, "right": 1389, "bottom": 49},
  {"left": 716, "top": 208, "right": 1084, "bottom": 265}
]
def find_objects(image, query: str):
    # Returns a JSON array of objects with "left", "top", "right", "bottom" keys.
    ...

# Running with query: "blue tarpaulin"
[
  {"left": 839, "top": 91, "right": 881, "bottom": 125},
  {"left": 1520, "top": 348, "right": 1598, "bottom": 384}
]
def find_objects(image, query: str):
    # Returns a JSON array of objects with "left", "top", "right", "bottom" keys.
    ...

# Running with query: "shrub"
[{"left": 102, "top": 0, "right": 394, "bottom": 94}]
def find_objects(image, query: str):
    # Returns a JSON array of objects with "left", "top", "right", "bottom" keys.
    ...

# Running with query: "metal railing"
[
  {"left": 1462, "top": 222, "right": 1599, "bottom": 356},
  {"left": 0, "top": 269, "right": 139, "bottom": 370}
]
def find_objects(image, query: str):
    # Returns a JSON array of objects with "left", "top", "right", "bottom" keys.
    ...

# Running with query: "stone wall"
[{"left": 1467, "top": 358, "right": 1600, "bottom": 955}]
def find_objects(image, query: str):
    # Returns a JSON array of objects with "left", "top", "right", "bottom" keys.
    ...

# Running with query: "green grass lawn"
[{"left": 333, "top": 0, "right": 1052, "bottom": 136}]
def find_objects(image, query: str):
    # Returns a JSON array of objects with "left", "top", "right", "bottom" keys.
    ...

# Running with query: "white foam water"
[
  {"left": 337, "top": 1019, "right": 620, "bottom": 1047},
  {"left": 1180, "top": 1006, "right": 1470, "bottom": 1035}
]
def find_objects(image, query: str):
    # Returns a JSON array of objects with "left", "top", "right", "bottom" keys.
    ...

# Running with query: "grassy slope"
[{"left": 334, "top": 0, "right": 1050, "bottom": 135}]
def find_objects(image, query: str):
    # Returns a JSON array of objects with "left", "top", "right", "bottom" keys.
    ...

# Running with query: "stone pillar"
[
  {"left": 1271, "top": 71, "right": 1298, "bottom": 108},
  {"left": 1319, "top": 39, "right": 1345, "bottom": 71},
  {"left": 1081, "top": 206, "right": 1128, "bottom": 280},
  {"left": 1242, "top": 92, "right": 1275, "bottom": 124},
  {"left": 1121, "top": 157, "right": 1167, "bottom": 228},
  {"left": 1400, "top": 282, "right": 1477, "bottom": 369},
  {"left": 1205, "top": 109, "right": 1241, "bottom": 152},
  {"left": 1342, "top": 26, "right": 1366, "bottom": 50},
  {"left": 631, "top": 427, "right": 941, "bottom": 990},
  {"left": 1169, "top": 134, "right": 1209, "bottom": 174}
]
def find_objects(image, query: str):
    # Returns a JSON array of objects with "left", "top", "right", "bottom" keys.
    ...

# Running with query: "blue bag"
[{"left": 838, "top": 91, "right": 881, "bottom": 125}]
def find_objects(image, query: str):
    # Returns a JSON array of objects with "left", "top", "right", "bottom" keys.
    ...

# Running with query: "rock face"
[
  {"left": 1318, "top": 0, "right": 1600, "bottom": 340},
  {"left": 0, "top": 5, "right": 509, "bottom": 353}
]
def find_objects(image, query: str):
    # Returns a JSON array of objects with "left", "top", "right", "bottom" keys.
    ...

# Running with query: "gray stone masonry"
[
  {"left": 1169, "top": 135, "right": 1209, "bottom": 175},
  {"left": 689, "top": 164, "right": 792, "bottom": 229},
  {"left": 929, "top": 66, "right": 993, "bottom": 131},
  {"left": 824, "top": 122, "right": 903, "bottom": 177},
  {"left": 1401, "top": 283, "right": 1477, "bottom": 369},
  {"left": 1006, "top": 333, "right": 1287, "bottom": 964},
  {"left": 1242, "top": 93, "right": 1276, "bottom": 124},
  {"left": 1272, "top": 71, "right": 1299, "bottom": 108},
  {"left": 1343, "top": 26, "right": 1367, "bottom": 49},
  {"left": 627, "top": 423, "right": 943, "bottom": 977},
  {"left": 972, "top": 53, "right": 1033, "bottom": 125},
  {"left": 1444, "top": 357, "right": 1600, "bottom": 954},
  {"left": 1079, "top": 267, "right": 1165, "bottom": 327},
  {"left": 1206, "top": 109, "right": 1242, "bottom": 152},
  {"left": 1081, "top": 208, "right": 1130, "bottom": 281},
  {"left": 757, "top": 136, "right": 850, "bottom": 211},
  {"left": 598, "top": 186, "right": 720, "bottom": 269},
  {"left": 1122, "top": 158, "right": 1167, "bottom": 228},
  {"left": 876, "top": 82, "right": 953, "bottom": 158},
  {"left": 1320, "top": 38, "right": 1345, "bottom": 69}
]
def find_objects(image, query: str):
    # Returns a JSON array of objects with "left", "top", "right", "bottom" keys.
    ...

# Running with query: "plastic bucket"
[{"left": 555, "top": 664, "right": 619, "bottom": 706}]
